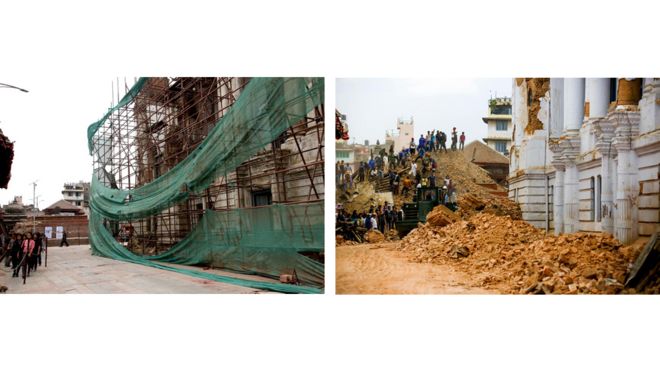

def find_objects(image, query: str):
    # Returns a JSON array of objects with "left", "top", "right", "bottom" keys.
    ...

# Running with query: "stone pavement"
[{"left": 0, "top": 244, "right": 277, "bottom": 294}]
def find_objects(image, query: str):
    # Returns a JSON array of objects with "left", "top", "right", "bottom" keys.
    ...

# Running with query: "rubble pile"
[
  {"left": 336, "top": 235, "right": 359, "bottom": 246},
  {"left": 433, "top": 151, "right": 504, "bottom": 196},
  {"left": 338, "top": 182, "right": 393, "bottom": 214},
  {"left": 398, "top": 213, "right": 640, "bottom": 294},
  {"left": 364, "top": 229, "right": 385, "bottom": 243},
  {"left": 457, "top": 193, "right": 522, "bottom": 220},
  {"left": 426, "top": 204, "right": 460, "bottom": 227}
]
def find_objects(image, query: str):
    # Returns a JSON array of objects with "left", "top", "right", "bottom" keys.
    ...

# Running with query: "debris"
[
  {"left": 364, "top": 230, "right": 385, "bottom": 243},
  {"left": 426, "top": 204, "right": 460, "bottom": 227},
  {"left": 397, "top": 213, "right": 639, "bottom": 294}
]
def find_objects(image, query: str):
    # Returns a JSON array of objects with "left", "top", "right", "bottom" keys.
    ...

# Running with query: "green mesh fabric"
[
  {"left": 89, "top": 209, "right": 322, "bottom": 294},
  {"left": 87, "top": 77, "right": 325, "bottom": 294},
  {"left": 87, "top": 77, "right": 149, "bottom": 155},
  {"left": 89, "top": 77, "right": 324, "bottom": 221},
  {"left": 145, "top": 203, "right": 324, "bottom": 286}
]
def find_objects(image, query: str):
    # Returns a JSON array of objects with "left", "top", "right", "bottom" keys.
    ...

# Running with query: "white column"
[
  {"left": 563, "top": 78, "right": 586, "bottom": 131},
  {"left": 615, "top": 150, "right": 636, "bottom": 242},
  {"left": 588, "top": 78, "right": 611, "bottom": 118},
  {"left": 561, "top": 78, "right": 584, "bottom": 233},
  {"left": 550, "top": 78, "right": 564, "bottom": 137},
  {"left": 553, "top": 168, "right": 564, "bottom": 234},
  {"left": 563, "top": 164, "right": 579, "bottom": 233},
  {"left": 600, "top": 156, "right": 614, "bottom": 233}
]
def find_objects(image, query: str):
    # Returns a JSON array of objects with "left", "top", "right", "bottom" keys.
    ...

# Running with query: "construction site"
[
  {"left": 84, "top": 77, "right": 325, "bottom": 293},
  {"left": 336, "top": 78, "right": 660, "bottom": 295}
]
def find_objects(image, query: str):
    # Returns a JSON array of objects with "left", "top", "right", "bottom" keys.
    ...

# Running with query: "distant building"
[
  {"left": 62, "top": 181, "right": 90, "bottom": 214},
  {"left": 385, "top": 117, "right": 414, "bottom": 153},
  {"left": 463, "top": 140, "right": 510, "bottom": 185},
  {"left": 482, "top": 97, "right": 512, "bottom": 154},
  {"left": 43, "top": 199, "right": 86, "bottom": 216},
  {"left": 336, "top": 141, "right": 356, "bottom": 166}
]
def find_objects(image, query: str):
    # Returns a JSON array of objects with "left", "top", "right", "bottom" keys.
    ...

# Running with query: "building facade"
[
  {"left": 482, "top": 97, "right": 513, "bottom": 154},
  {"left": 62, "top": 181, "right": 90, "bottom": 213},
  {"left": 385, "top": 117, "right": 414, "bottom": 153},
  {"left": 508, "top": 78, "right": 660, "bottom": 244}
]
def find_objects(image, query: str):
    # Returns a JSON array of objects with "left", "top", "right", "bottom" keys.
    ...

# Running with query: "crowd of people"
[
  {"left": 336, "top": 127, "right": 466, "bottom": 241},
  {"left": 336, "top": 127, "right": 465, "bottom": 197},
  {"left": 336, "top": 201, "right": 403, "bottom": 236},
  {"left": 0, "top": 231, "right": 47, "bottom": 281}
]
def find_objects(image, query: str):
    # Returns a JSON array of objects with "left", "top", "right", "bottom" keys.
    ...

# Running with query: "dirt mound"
[
  {"left": 398, "top": 213, "right": 640, "bottom": 294},
  {"left": 365, "top": 230, "right": 385, "bottom": 243},
  {"left": 426, "top": 204, "right": 460, "bottom": 227},
  {"left": 336, "top": 235, "right": 359, "bottom": 246},
  {"left": 338, "top": 182, "right": 393, "bottom": 213},
  {"left": 457, "top": 193, "right": 522, "bottom": 220}
]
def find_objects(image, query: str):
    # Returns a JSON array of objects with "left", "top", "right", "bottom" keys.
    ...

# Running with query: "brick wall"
[{"left": 35, "top": 215, "right": 89, "bottom": 246}]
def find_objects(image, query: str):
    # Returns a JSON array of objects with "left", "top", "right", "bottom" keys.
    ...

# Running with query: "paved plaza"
[{"left": 0, "top": 244, "right": 276, "bottom": 294}]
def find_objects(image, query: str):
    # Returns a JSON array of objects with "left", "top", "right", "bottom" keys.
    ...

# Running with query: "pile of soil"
[
  {"left": 398, "top": 213, "right": 642, "bottom": 294},
  {"left": 338, "top": 182, "right": 393, "bottom": 214},
  {"left": 457, "top": 193, "right": 522, "bottom": 220},
  {"left": 336, "top": 235, "right": 359, "bottom": 246},
  {"left": 364, "top": 229, "right": 385, "bottom": 243}
]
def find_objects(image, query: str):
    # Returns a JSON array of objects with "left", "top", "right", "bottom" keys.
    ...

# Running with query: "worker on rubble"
[
  {"left": 451, "top": 127, "right": 458, "bottom": 151},
  {"left": 428, "top": 171, "right": 437, "bottom": 188},
  {"left": 401, "top": 175, "right": 413, "bottom": 196},
  {"left": 459, "top": 131, "right": 466, "bottom": 150},
  {"left": 439, "top": 130, "right": 447, "bottom": 152}
]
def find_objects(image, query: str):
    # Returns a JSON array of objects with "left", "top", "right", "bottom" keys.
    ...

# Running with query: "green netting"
[
  {"left": 145, "top": 203, "right": 324, "bottom": 286},
  {"left": 87, "top": 77, "right": 149, "bottom": 155},
  {"left": 87, "top": 77, "right": 325, "bottom": 294},
  {"left": 89, "top": 77, "right": 324, "bottom": 221},
  {"left": 89, "top": 208, "right": 322, "bottom": 294}
]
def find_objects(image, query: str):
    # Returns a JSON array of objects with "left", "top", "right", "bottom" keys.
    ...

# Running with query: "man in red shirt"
[{"left": 459, "top": 132, "right": 466, "bottom": 150}]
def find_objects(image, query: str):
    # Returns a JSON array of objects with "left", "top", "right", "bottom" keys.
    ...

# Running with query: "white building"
[
  {"left": 385, "top": 117, "right": 414, "bottom": 152},
  {"left": 482, "top": 97, "right": 512, "bottom": 154},
  {"left": 62, "top": 181, "right": 90, "bottom": 214},
  {"left": 508, "top": 78, "right": 660, "bottom": 244}
]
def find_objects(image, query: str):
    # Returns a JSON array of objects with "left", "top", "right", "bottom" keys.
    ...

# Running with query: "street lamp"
[{"left": 0, "top": 82, "right": 29, "bottom": 93}]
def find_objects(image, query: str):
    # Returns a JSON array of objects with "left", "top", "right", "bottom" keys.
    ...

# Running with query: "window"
[
  {"left": 496, "top": 120, "right": 508, "bottom": 131},
  {"left": 336, "top": 151, "right": 349, "bottom": 159},
  {"left": 252, "top": 189, "right": 272, "bottom": 207},
  {"left": 596, "top": 175, "right": 602, "bottom": 222},
  {"left": 492, "top": 106, "right": 512, "bottom": 115},
  {"left": 495, "top": 141, "right": 507, "bottom": 153},
  {"left": 589, "top": 177, "right": 595, "bottom": 222}
]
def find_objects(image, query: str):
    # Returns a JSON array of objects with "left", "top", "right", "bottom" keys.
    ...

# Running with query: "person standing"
[
  {"left": 60, "top": 230, "right": 69, "bottom": 247},
  {"left": 459, "top": 131, "right": 466, "bottom": 150},
  {"left": 439, "top": 131, "right": 447, "bottom": 153},
  {"left": 11, "top": 234, "right": 23, "bottom": 276},
  {"left": 21, "top": 233, "right": 35, "bottom": 276},
  {"left": 428, "top": 171, "right": 437, "bottom": 188},
  {"left": 451, "top": 127, "right": 458, "bottom": 151}
]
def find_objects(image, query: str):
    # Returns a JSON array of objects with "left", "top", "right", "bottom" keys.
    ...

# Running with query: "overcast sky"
[
  {"left": 336, "top": 78, "right": 512, "bottom": 145},
  {"left": 0, "top": 77, "right": 135, "bottom": 209}
]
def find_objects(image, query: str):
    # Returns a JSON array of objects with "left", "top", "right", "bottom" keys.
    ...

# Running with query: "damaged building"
[
  {"left": 88, "top": 77, "right": 325, "bottom": 290},
  {"left": 509, "top": 78, "right": 660, "bottom": 244}
]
